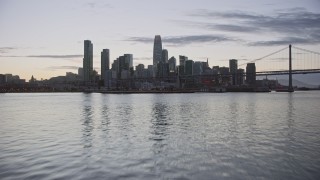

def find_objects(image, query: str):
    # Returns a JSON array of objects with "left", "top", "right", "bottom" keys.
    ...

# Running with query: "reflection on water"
[
  {"left": 82, "top": 94, "right": 94, "bottom": 149},
  {"left": 0, "top": 92, "right": 320, "bottom": 179}
]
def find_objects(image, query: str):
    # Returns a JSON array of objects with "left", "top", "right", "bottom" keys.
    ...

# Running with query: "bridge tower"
[{"left": 288, "top": 44, "right": 294, "bottom": 92}]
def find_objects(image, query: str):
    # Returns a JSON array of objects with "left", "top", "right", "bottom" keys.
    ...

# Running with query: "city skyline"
[{"left": 1, "top": 0, "right": 320, "bottom": 80}]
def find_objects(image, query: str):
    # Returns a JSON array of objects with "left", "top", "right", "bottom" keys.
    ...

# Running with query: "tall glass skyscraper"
[
  {"left": 229, "top": 59, "right": 238, "bottom": 85},
  {"left": 153, "top": 35, "right": 162, "bottom": 77},
  {"left": 101, "top": 49, "right": 110, "bottom": 81},
  {"left": 161, "top": 49, "right": 168, "bottom": 63},
  {"left": 246, "top": 63, "right": 256, "bottom": 85},
  {"left": 83, "top": 40, "right": 93, "bottom": 82}
]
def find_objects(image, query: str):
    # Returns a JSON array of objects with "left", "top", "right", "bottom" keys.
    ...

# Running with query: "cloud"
[
  {"left": 207, "top": 24, "right": 259, "bottom": 32},
  {"left": 186, "top": 8, "right": 320, "bottom": 46},
  {"left": 126, "top": 35, "right": 239, "bottom": 46},
  {"left": 85, "top": 1, "right": 112, "bottom": 9},
  {"left": 0, "top": 47, "right": 17, "bottom": 54},
  {"left": 248, "top": 36, "right": 320, "bottom": 46},
  {"left": 47, "top": 66, "right": 79, "bottom": 70}
]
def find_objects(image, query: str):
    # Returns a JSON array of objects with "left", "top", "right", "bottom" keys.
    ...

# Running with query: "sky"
[{"left": 0, "top": 0, "right": 320, "bottom": 80}]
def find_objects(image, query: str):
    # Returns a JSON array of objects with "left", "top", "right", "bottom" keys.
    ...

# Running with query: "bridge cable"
[{"left": 239, "top": 46, "right": 288, "bottom": 67}]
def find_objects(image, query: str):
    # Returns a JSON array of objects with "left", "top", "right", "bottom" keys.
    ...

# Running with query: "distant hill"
[
  {"left": 260, "top": 74, "right": 320, "bottom": 87},
  {"left": 277, "top": 79, "right": 318, "bottom": 88}
]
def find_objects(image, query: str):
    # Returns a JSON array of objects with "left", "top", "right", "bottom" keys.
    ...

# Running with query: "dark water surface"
[{"left": 1, "top": 92, "right": 320, "bottom": 179}]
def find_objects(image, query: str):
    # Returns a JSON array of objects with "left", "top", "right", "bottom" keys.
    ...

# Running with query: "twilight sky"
[{"left": 0, "top": 0, "right": 320, "bottom": 80}]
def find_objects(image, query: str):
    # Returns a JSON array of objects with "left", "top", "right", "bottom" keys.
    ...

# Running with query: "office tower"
[
  {"left": 168, "top": 56, "right": 176, "bottom": 75},
  {"left": 212, "top": 66, "right": 219, "bottom": 74},
  {"left": 162, "top": 49, "right": 168, "bottom": 63},
  {"left": 179, "top": 55, "right": 188, "bottom": 75},
  {"left": 246, "top": 63, "right": 256, "bottom": 85},
  {"left": 219, "top": 67, "right": 230, "bottom": 75},
  {"left": 112, "top": 58, "right": 119, "bottom": 79},
  {"left": 202, "top": 58, "right": 209, "bottom": 71},
  {"left": 229, "top": 59, "right": 238, "bottom": 85},
  {"left": 0, "top": 74, "right": 6, "bottom": 84},
  {"left": 153, "top": 35, "right": 162, "bottom": 77},
  {"left": 179, "top": 55, "right": 188, "bottom": 67},
  {"left": 124, "top": 54, "right": 133, "bottom": 68},
  {"left": 83, "top": 40, "right": 93, "bottom": 82},
  {"left": 116, "top": 54, "right": 133, "bottom": 79},
  {"left": 185, "top": 60, "right": 194, "bottom": 76},
  {"left": 193, "top": 61, "right": 203, "bottom": 75},
  {"left": 157, "top": 62, "right": 169, "bottom": 77},
  {"left": 237, "top": 68, "right": 244, "bottom": 85},
  {"left": 101, "top": 49, "right": 110, "bottom": 81},
  {"left": 78, "top": 68, "right": 83, "bottom": 80},
  {"left": 135, "top": 64, "right": 145, "bottom": 78},
  {"left": 148, "top": 65, "right": 153, "bottom": 78}
]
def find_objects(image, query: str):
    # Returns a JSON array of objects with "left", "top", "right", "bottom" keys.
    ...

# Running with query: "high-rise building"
[
  {"left": 115, "top": 54, "right": 133, "bottom": 79},
  {"left": 237, "top": 68, "right": 245, "bottom": 85},
  {"left": 246, "top": 63, "right": 256, "bottom": 85},
  {"left": 229, "top": 59, "right": 238, "bottom": 85},
  {"left": 78, "top": 67, "right": 83, "bottom": 80},
  {"left": 153, "top": 35, "right": 162, "bottom": 77},
  {"left": 157, "top": 61, "right": 169, "bottom": 78},
  {"left": 101, "top": 49, "right": 110, "bottom": 81},
  {"left": 124, "top": 54, "right": 133, "bottom": 68},
  {"left": 162, "top": 49, "right": 168, "bottom": 63},
  {"left": 185, "top": 60, "right": 194, "bottom": 76},
  {"left": 179, "top": 55, "right": 188, "bottom": 75},
  {"left": 168, "top": 56, "right": 176, "bottom": 75},
  {"left": 193, "top": 61, "right": 203, "bottom": 75},
  {"left": 0, "top": 74, "right": 6, "bottom": 84},
  {"left": 83, "top": 40, "right": 93, "bottom": 82}
]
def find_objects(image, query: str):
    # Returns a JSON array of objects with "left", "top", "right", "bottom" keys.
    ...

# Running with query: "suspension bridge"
[{"left": 238, "top": 45, "right": 320, "bottom": 92}]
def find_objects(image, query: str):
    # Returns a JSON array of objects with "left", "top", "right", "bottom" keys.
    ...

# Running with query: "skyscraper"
[
  {"left": 246, "top": 63, "right": 256, "bottom": 85},
  {"left": 83, "top": 40, "right": 93, "bottom": 82},
  {"left": 153, "top": 35, "right": 162, "bottom": 77},
  {"left": 185, "top": 60, "right": 194, "bottom": 75},
  {"left": 229, "top": 59, "right": 238, "bottom": 85},
  {"left": 168, "top": 56, "right": 176, "bottom": 75},
  {"left": 161, "top": 49, "right": 168, "bottom": 63},
  {"left": 179, "top": 55, "right": 188, "bottom": 75},
  {"left": 101, "top": 49, "right": 110, "bottom": 81}
]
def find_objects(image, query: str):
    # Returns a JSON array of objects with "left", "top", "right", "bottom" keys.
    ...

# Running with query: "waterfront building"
[
  {"left": 104, "top": 69, "right": 113, "bottom": 88},
  {"left": 229, "top": 59, "right": 238, "bottom": 85},
  {"left": 246, "top": 63, "right": 256, "bottom": 85},
  {"left": 83, "top": 40, "right": 93, "bottom": 82},
  {"left": 101, "top": 49, "right": 110, "bottom": 81},
  {"left": 153, "top": 35, "right": 162, "bottom": 77}
]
